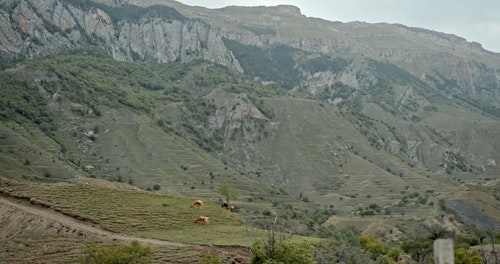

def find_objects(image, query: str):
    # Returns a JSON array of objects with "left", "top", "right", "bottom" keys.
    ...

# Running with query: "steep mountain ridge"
[
  {"left": 2, "top": 0, "right": 499, "bottom": 108},
  {"left": 0, "top": 0, "right": 242, "bottom": 71},
  {"left": 137, "top": 0, "right": 500, "bottom": 109}
]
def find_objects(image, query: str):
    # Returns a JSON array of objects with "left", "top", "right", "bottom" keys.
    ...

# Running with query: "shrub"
[
  {"left": 78, "top": 240, "right": 153, "bottom": 264},
  {"left": 454, "top": 248, "right": 481, "bottom": 264},
  {"left": 358, "top": 235, "right": 385, "bottom": 258},
  {"left": 251, "top": 239, "right": 314, "bottom": 264},
  {"left": 386, "top": 247, "right": 403, "bottom": 262},
  {"left": 201, "top": 251, "right": 221, "bottom": 264},
  {"left": 401, "top": 239, "right": 433, "bottom": 262}
]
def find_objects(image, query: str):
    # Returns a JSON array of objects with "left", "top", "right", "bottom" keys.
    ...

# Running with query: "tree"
[
  {"left": 218, "top": 181, "right": 239, "bottom": 204},
  {"left": 250, "top": 216, "right": 314, "bottom": 264},
  {"left": 401, "top": 238, "right": 433, "bottom": 263},
  {"left": 313, "top": 239, "right": 373, "bottom": 264},
  {"left": 426, "top": 223, "right": 450, "bottom": 240},
  {"left": 78, "top": 240, "right": 153, "bottom": 264},
  {"left": 454, "top": 248, "right": 482, "bottom": 264},
  {"left": 251, "top": 239, "right": 314, "bottom": 264},
  {"left": 358, "top": 235, "right": 385, "bottom": 258}
]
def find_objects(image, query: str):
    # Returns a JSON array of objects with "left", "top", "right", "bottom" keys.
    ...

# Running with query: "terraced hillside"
[
  {"left": 0, "top": 178, "right": 254, "bottom": 263},
  {"left": 0, "top": 1, "right": 499, "bottom": 262}
]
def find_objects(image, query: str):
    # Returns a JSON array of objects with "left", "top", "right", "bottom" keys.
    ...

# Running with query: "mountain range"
[{"left": 0, "top": 0, "right": 499, "bottom": 254}]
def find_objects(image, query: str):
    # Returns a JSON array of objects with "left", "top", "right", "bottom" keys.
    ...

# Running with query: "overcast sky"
[{"left": 175, "top": 0, "right": 500, "bottom": 53}]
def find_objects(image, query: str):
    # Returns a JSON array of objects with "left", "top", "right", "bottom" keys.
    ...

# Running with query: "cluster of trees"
[
  {"left": 74, "top": 179, "right": 497, "bottom": 264},
  {"left": 251, "top": 238, "right": 314, "bottom": 264},
  {"left": 301, "top": 56, "right": 348, "bottom": 74},
  {"left": 245, "top": 217, "right": 496, "bottom": 264},
  {"left": 0, "top": 74, "right": 56, "bottom": 134},
  {"left": 78, "top": 230, "right": 494, "bottom": 264},
  {"left": 3, "top": 45, "right": 281, "bottom": 173},
  {"left": 223, "top": 39, "right": 302, "bottom": 89}
]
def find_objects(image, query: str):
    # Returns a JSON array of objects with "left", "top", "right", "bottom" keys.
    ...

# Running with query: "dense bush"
[
  {"left": 201, "top": 251, "right": 222, "bottom": 264},
  {"left": 78, "top": 240, "right": 153, "bottom": 264},
  {"left": 24, "top": 46, "right": 192, "bottom": 116},
  {"left": 251, "top": 239, "right": 314, "bottom": 264},
  {"left": 223, "top": 39, "right": 302, "bottom": 89},
  {"left": 3, "top": 45, "right": 280, "bottom": 159},
  {"left": 313, "top": 239, "right": 374, "bottom": 264},
  {"left": 0, "top": 73, "right": 55, "bottom": 134},
  {"left": 301, "top": 56, "right": 348, "bottom": 73}
]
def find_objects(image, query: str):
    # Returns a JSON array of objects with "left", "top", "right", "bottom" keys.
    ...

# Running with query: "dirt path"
[
  {"left": 0, "top": 194, "right": 192, "bottom": 248},
  {"left": 0, "top": 193, "right": 250, "bottom": 263}
]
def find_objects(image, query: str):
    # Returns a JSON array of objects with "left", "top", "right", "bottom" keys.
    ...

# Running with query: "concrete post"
[{"left": 433, "top": 238, "right": 454, "bottom": 264}]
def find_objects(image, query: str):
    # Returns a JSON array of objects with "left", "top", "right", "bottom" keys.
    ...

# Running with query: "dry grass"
[
  {"left": 0, "top": 179, "right": 257, "bottom": 263},
  {"left": 2, "top": 181, "right": 248, "bottom": 243},
  {"left": 0, "top": 232, "right": 209, "bottom": 264},
  {"left": 0, "top": 179, "right": 326, "bottom": 263}
]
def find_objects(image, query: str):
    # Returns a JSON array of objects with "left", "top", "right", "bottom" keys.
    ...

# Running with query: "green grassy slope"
[
  {"left": 245, "top": 97, "right": 458, "bottom": 209},
  {"left": 0, "top": 178, "right": 317, "bottom": 263},
  {"left": 0, "top": 180, "right": 237, "bottom": 263},
  {"left": 1, "top": 44, "right": 497, "bottom": 228},
  {"left": 1, "top": 1, "right": 499, "bottom": 262}
]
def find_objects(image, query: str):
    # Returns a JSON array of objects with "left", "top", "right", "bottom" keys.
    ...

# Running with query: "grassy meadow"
[
  {"left": 1, "top": 177, "right": 326, "bottom": 263},
  {"left": 2, "top": 180, "right": 247, "bottom": 244}
]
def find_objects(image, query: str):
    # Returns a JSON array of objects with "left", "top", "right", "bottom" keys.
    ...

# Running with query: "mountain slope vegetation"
[{"left": 0, "top": 0, "right": 499, "bottom": 263}]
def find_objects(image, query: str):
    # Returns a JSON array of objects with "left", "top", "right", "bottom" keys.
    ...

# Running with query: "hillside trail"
[
  {"left": 0, "top": 188, "right": 250, "bottom": 263},
  {"left": 0, "top": 194, "right": 192, "bottom": 248}
]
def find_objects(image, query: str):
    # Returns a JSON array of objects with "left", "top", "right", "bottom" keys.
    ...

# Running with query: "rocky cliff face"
[
  {"left": 0, "top": 0, "right": 242, "bottom": 72},
  {"left": 1, "top": 0, "right": 499, "bottom": 180},
  {"left": 140, "top": 2, "right": 499, "bottom": 178},
  {"left": 451, "top": 61, "right": 499, "bottom": 107},
  {"left": 111, "top": 18, "right": 241, "bottom": 71},
  {"left": 2, "top": 0, "right": 498, "bottom": 107},
  {"left": 193, "top": 4, "right": 500, "bottom": 108}
]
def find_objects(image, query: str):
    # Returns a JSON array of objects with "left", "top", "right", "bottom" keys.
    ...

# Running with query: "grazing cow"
[
  {"left": 222, "top": 201, "right": 235, "bottom": 212},
  {"left": 191, "top": 200, "right": 203, "bottom": 208},
  {"left": 195, "top": 215, "right": 209, "bottom": 225}
]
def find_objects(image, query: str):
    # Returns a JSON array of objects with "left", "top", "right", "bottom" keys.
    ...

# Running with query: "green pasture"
[{"left": 1, "top": 180, "right": 316, "bottom": 246}]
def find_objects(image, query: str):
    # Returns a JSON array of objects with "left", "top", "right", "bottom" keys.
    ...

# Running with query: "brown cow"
[
  {"left": 191, "top": 200, "right": 203, "bottom": 208},
  {"left": 222, "top": 201, "right": 235, "bottom": 212},
  {"left": 195, "top": 215, "right": 209, "bottom": 225}
]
